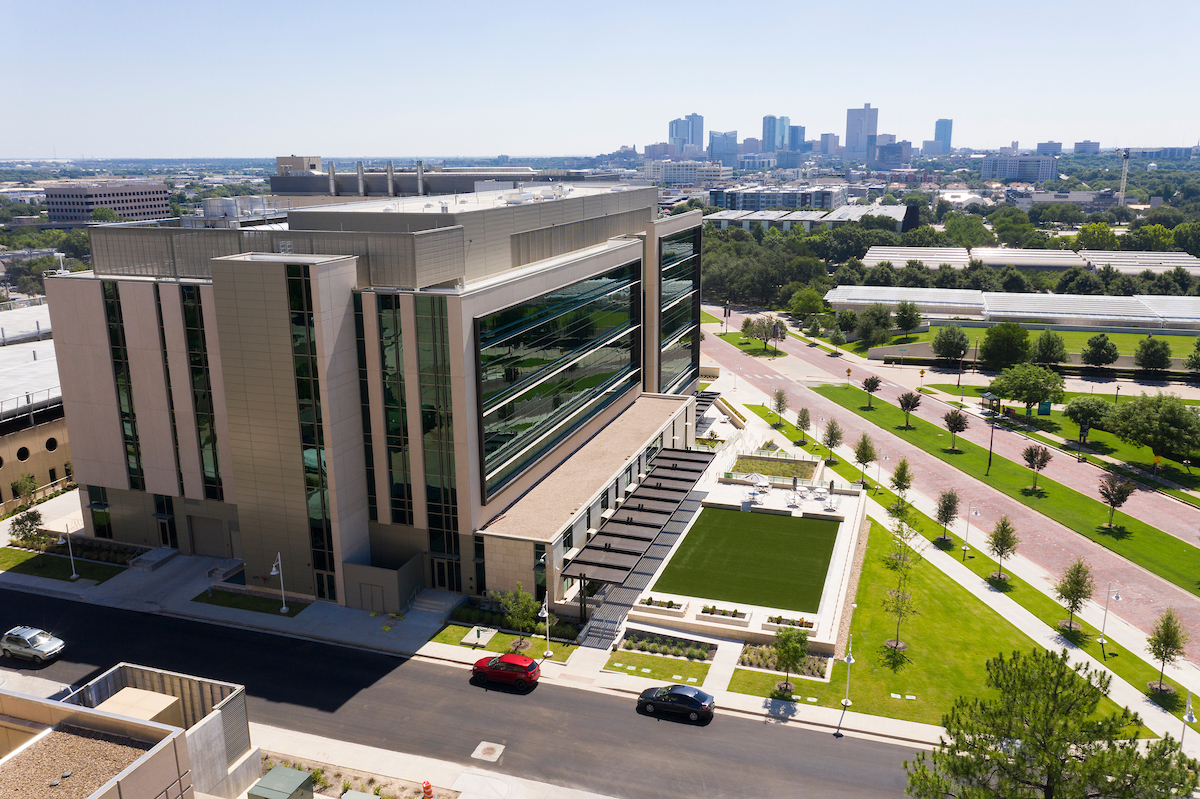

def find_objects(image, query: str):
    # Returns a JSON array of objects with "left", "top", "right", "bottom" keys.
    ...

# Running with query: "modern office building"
[
  {"left": 922, "top": 140, "right": 944, "bottom": 157},
  {"left": 46, "top": 185, "right": 701, "bottom": 613},
  {"left": 820, "top": 133, "right": 840, "bottom": 155},
  {"left": 45, "top": 183, "right": 170, "bottom": 223},
  {"left": 709, "top": 185, "right": 848, "bottom": 211},
  {"left": 787, "top": 125, "right": 806, "bottom": 152},
  {"left": 685, "top": 113, "right": 704, "bottom": 148},
  {"left": 934, "top": 119, "right": 953, "bottom": 152},
  {"left": 1074, "top": 140, "right": 1101, "bottom": 154},
  {"left": 845, "top": 103, "right": 878, "bottom": 157},
  {"left": 708, "top": 130, "right": 739, "bottom": 167},
  {"left": 762, "top": 117, "right": 778, "bottom": 153},
  {"left": 1036, "top": 141, "right": 1063, "bottom": 156},
  {"left": 669, "top": 118, "right": 691, "bottom": 151},
  {"left": 644, "top": 160, "right": 730, "bottom": 184},
  {"left": 980, "top": 155, "right": 1057, "bottom": 182}
]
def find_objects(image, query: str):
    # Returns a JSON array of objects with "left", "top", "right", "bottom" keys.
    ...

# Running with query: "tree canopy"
[
  {"left": 1107, "top": 392, "right": 1200, "bottom": 459},
  {"left": 979, "top": 322, "right": 1030, "bottom": 370},
  {"left": 988, "top": 363, "right": 1065, "bottom": 410}
]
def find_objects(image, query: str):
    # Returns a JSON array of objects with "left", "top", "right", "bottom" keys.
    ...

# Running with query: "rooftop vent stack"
[
  {"left": 416, "top": 160, "right": 425, "bottom": 195},
  {"left": 386, "top": 161, "right": 395, "bottom": 196},
  {"left": 439, "top": 201, "right": 449, "bottom": 213},
  {"left": 357, "top": 161, "right": 366, "bottom": 196},
  {"left": 328, "top": 163, "right": 338, "bottom": 196}
]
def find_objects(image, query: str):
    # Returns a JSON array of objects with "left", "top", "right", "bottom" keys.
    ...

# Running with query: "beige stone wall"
[
  {"left": 482, "top": 534, "right": 535, "bottom": 597},
  {"left": 158, "top": 283, "right": 205, "bottom": 500},
  {"left": 0, "top": 418, "right": 70, "bottom": 508},
  {"left": 119, "top": 280, "right": 177, "bottom": 497}
]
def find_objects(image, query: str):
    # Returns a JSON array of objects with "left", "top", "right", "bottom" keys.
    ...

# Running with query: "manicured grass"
[
  {"left": 605, "top": 650, "right": 711, "bottom": 683},
  {"left": 652, "top": 508, "right": 837, "bottom": 613},
  {"left": 813, "top": 383, "right": 1200, "bottom": 598},
  {"left": 700, "top": 310, "right": 722, "bottom": 324},
  {"left": 787, "top": 329, "right": 837, "bottom": 354},
  {"left": 0, "top": 547, "right": 125, "bottom": 584},
  {"left": 732, "top": 455, "right": 816, "bottom": 480},
  {"left": 698, "top": 381, "right": 712, "bottom": 390},
  {"left": 191, "top": 588, "right": 309, "bottom": 618},
  {"left": 728, "top": 521, "right": 1130, "bottom": 727},
  {"left": 928, "top": 384, "right": 1200, "bottom": 406},
  {"left": 429, "top": 623, "right": 578, "bottom": 663},
  {"left": 717, "top": 331, "right": 787, "bottom": 358},
  {"left": 813, "top": 329, "right": 933, "bottom": 356}
]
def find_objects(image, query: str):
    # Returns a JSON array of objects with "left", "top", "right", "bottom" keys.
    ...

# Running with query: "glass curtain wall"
[
  {"left": 416, "top": 295, "right": 459, "bottom": 561},
  {"left": 476, "top": 262, "right": 641, "bottom": 497},
  {"left": 180, "top": 286, "right": 223, "bottom": 501},
  {"left": 287, "top": 265, "right": 336, "bottom": 601},
  {"left": 153, "top": 285, "right": 185, "bottom": 496},
  {"left": 377, "top": 294, "right": 414, "bottom": 525},
  {"left": 102, "top": 282, "right": 144, "bottom": 491},
  {"left": 353, "top": 294, "right": 379, "bottom": 523},
  {"left": 659, "top": 228, "right": 701, "bottom": 394}
]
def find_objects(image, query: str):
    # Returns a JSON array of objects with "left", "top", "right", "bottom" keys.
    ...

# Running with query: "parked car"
[
  {"left": 637, "top": 684, "right": 715, "bottom": 722},
  {"left": 2, "top": 626, "right": 65, "bottom": 664},
  {"left": 471, "top": 653, "right": 541, "bottom": 690}
]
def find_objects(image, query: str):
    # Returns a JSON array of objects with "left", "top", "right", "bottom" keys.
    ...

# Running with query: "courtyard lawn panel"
[
  {"left": 652, "top": 508, "right": 837, "bottom": 613},
  {"left": 0, "top": 547, "right": 125, "bottom": 584},
  {"left": 192, "top": 588, "right": 309, "bottom": 617},
  {"left": 731, "top": 456, "right": 816, "bottom": 480},
  {"left": 717, "top": 332, "right": 787, "bottom": 359},
  {"left": 605, "top": 651, "right": 711, "bottom": 683},
  {"left": 430, "top": 623, "right": 578, "bottom": 663}
]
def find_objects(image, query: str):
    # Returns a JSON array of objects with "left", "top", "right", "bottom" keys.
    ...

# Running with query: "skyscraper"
[
  {"left": 776, "top": 116, "right": 790, "bottom": 150},
  {"left": 762, "top": 116, "right": 778, "bottom": 153},
  {"left": 845, "top": 103, "right": 878, "bottom": 157},
  {"left": 685, "top": 113, "right": 704, "bottom": 147},
  {"left": 669, "top": 118, "right": 690, "bottom": 151},
  {"left": 788, "top": 125, "right": 805, "bottom": 152},
  {"left": 709, "top": 130, "right": 738, "bottom": 166},
  {"left": 935, "top": 119, "right": 953, "bottom": 152}
]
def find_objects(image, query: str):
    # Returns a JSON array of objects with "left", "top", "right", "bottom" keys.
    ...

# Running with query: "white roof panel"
[
  {"left": 863, "top": 246, "right": 971, "bottom": 268},
  {"left": 969, "top": 248, "right": 1087, "bottom": 269}
]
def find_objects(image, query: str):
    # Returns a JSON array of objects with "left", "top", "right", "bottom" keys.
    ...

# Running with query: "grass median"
[
  {"left": 191, "top": 588, "right": 309, "bottom": 617},
  {"left": 812, "top": 383, "right": 1200, "bottom": 599},
  {"left": 717, "top": 332, "right": 787, "bottom": 358},
  {"left": 0, "top": 547, "right": 125, "bottom": 584}
]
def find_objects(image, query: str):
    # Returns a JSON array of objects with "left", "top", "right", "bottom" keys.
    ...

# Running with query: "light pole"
[
  {"left": 270, "top": 552, "right": 289, "bottom": 614},
  {"left": 985, "top": 416, "right": 997, "bottom": 476},
  {"left": 1184, "top": 692, "right": 1196, "bottom": 750},
  {"left": 875, "top": 454, "right": 888, "bottom": 494},
  {"left": 56, "top": 529, "right": 79, "bottom": 581},
  {"left": 538, "top": 599, "right": 554, "bottom": 659},
  {"left": 842, "top": 634, "right": 855, "bottom": 707},
  {"left": 1096, "top": 581, "right": 1121, "bottom": 660},
  {"left": 1115, "top": 384, "right": 1121, "bottom": 404},
  {"left": 963, "top": 503, "right": 979, "bottom": 563}
]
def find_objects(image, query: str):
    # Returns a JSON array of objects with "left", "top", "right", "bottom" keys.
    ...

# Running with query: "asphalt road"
[{"left": 0, "top": 589, "right": 916, "bottom": 798}]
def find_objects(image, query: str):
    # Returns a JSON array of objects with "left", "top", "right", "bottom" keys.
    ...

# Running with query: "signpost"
[
  {"left": 919, "top": 368, "right": 925, "bottom": 389},
  {"left": 846, "top": 367, "right": 852, "bottom": 386}
]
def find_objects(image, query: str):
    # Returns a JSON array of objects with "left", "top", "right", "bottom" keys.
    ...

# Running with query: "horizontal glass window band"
[
  {"left": 660, "top": 326, "right": 699, "bottom": 394},
  {"left": 661, "top": 228, "right": 699, "bottom": 268},
  {"left": 660, "top": 291, "right": 697, "bottom": 346},
  {"left": 661, "top": 257, "right": 699, "bottom": 304},
  {"left": 477, "top": 262, "right": 638, "bottom": 349}
]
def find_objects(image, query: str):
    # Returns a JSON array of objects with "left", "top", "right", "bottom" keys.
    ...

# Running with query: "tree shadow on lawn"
[
  {"left": 1096, "top": 523, "right": 1132, "bottom": 541},
  {"left": 1054, "top": 625, "right": 1092, "bottom": 649},
  {"left": 931, "top": 536, "right": 954, "bottom": 552},
  {"left": 985, "top": 575, "right": 1014, "bottom": 594},
  {"left": 879, "top": 644, "right": 911, "bottom": 673},
  {"left": 940, "top": 447, "right": 965, "bottom": 456},
  {"left": 858, "top": 405, "right": 878, "bottom": 412},
  {"left": 1019, "top": 486, "right": 1048, "bottom": 499}
]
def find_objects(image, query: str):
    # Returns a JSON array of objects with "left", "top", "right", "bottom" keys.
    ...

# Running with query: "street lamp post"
[
  {"left": 1184, "top": 692, "right": 1196, "bottom": 750},
  {"left": 56, "top": 530, "right": 79, "bottom": 581},
  {"left": 842, "top": 634, "right": 855, "bottom": 707},
  {"left": 985, "top": 416, "right": 997, "bottom": 476},
  {"left": 1115, "top": 385, "right": 1121, "bottom": 404},
  {"left": 270, "top": 552, "right": 289, "bottom": 614},
  {"left": 875, "top": 455, "right": 888, "bottom": 494},
  {"left": 538, "top": 599, "right": 554, "bottom": 659},
  {"left": 1096, "top": 581, "right": 1121, "bottom": 660},
  {"left": 963, "top": 503, "right": 979, "bottom": 563}
]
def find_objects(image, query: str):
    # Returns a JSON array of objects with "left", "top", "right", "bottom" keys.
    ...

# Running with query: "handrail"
[{"left": 404, "top": 585, "right": 421, "bottom": 614}]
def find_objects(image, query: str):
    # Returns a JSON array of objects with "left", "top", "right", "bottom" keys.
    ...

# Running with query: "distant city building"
[
  {"left": 1151, "top": 147, "right": 1194, "bottom": 159},
  {"left": 669, "top": 118, "right": 690, "bottom": 151},
  {"left": 644, "top": 160, "right": 731, "bottom": 184},
  {"left": 1036, "top": 141, "right": 1063, "bottom": 156},
  {"left": 934, "top": 119, "right": 953, "bottom": 152},
  {"left": 776, "top": 116, "right": 790, "bottom": 151},
  {"left": 875, "top": 142, "right": 911, "bottom": 168},
  {"left": 738, "top": 154, "right": 777, "bottom": 171},
  {"left": 1006, "top": 188, "right": 1117, "bottom": 212},
  {"left": 922, "top": 140, "right": 944, "bottom": 157},
  {"left": 709, "top": 185, "right": 848, "bottom": 211},
  {"left": 788, "top": 125, "right": 806, "bottom": 152},
  {"left": 741, "top": 137, "right": 762, "bottom": 154},
  {"left": 845, "top": 103, "right": 878, "bottom": 157},
  {"left": 980, "top": 155, "right": 1057, "bottom": 182},
  {"left": 762, "top": 116, "right": 778, "bottom": 153},
  {"left": 0, "top": 188, "right": 46, "bottom": 204},
  {"left": 44, "top": 183, "right": 170, "bottom": 223},
  {"left": 708, "top": 130, "right": 739, "bottom": 166},
  {"left": 644, "top": 142, "right": 674, "bottom": 159},
  {"left": 776, "top": 151, "right": 808, "bottom": 168},
  {"left": 1074, "top": 140, "right": 1101, "bottom": 154},
  {"left": 276, "top": 155, "right": 323, "bottom": 175},
  {"left": 820, "top": 133, "right": 840, "bottom": 155},
  {"left": 685, "top": 113, "right": 704, "bottom": 147},
  {"left": 876, "top": 134, "right": 896, "bottom": 146}
]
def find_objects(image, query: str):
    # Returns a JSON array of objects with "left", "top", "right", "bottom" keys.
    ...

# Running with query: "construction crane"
[{"left": 1116, "top": 148, "right": 1131, "bottom": 206}]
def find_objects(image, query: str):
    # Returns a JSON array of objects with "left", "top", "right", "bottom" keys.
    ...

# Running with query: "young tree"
[
  {"left": 987, "top": 515, "right": 1020, "bottom": 581},
  {"left": 10, "top": 472, "right": 37, "bottom": 506},
  {"left": 934, "top": 489, "right": 960, "bottom": 542},
  {"left": 1063, "top": 396, "right": 1111, "bottom": 444},
  {"left": 1080, "top": 332, "right": 1120, "bottom": 367},
  {"left": 771, "top": 387, "right": 788, "bottom": 424},
  {"left": 1054, "top": 558, "right": 1095, "bottom": 631},
  {"left": 773, "top": 626, "right": 808, "bottom": 694},
  {"left": 1184, "top": 338, "right": 1200, "bottom": 373},
  {"left": 894, "top": 300, "right": 922, "bottom": 340},
  {"left": 1098, "top": 473, "right": 1137, "bottom": 525},
  {"left": 942, "top": 409, "right": 969, "bottom": 450},
  {"left": 1022, "top": 444, "right": 1052, "bottom": 489},
  {"left": 796, "top": 408, "right": 810, "bottom": 444},
  {"left": 861, "top": 375, "right": 881, "bottom": 408},
  {"left": 931, "top": 324, "right": 969, "bottom": 363},
  {"left": 8, "top": 508, "right": 44, "bottom": 547},
  {"left": 805, "top": 318, "right": 822, "bottom": 338},
  {"left": 1030, "top": 329, "right": 1070, "bottom": 365},
  {"left": 1108, "top": 392, "right": 1200, "bottom": 468},
  {"left": 853, "top": 432, "right": 876, "bottom": 484},
  {"left": 881, "top": 568, "right": 918, "bottom": 653},
  {"left": 499, "top": 582, "right": 540, "bottom": 642},
  {"left": 788, "top": 287, "right": 824, "bottom": 320},
  {"left": 828, "top": 326, "right": 846, "bottom": 352},
  {"left": 905, "top": 648, "right": 1199, "bottom": 799},
  {"left": 898, "top": 391, "right": 921, "bottom": 428},
  {"left": 979, "top": 321, "right": 1030, "bottom": 370},
  {"left": 988, "top": 363, "right": 1065, "bottom": 413},
  {"left": 889, "top": 456, "right": 914, "bottom": 519},
  {"left": 1134, "top": 336, "right": 1172, "bottom": 371},
  {"left": 1147, "top": 607, "right": 1191, "bottom": 693},
  {"left": 822, "top": 418, "right": 843, "bottom": 462}
]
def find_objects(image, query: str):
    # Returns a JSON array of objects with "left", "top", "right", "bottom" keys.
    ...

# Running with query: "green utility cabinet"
[{"left": 248, "top": 766, "right": 314, "bottom": 799}]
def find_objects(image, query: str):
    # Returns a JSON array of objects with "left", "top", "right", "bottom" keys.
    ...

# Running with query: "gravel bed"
[
  {"left": 0, "top": 726, "right": 152, "bottom": 799},
  {"left": 833, "top": 516, "right": 871, "bottom": 659}
]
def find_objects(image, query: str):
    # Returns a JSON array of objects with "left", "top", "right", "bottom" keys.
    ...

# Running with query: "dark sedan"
[{"left": 637, "top": 684, "right": 715, "bottom": 722}]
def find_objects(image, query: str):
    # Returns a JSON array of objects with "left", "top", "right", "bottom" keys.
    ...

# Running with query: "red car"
[{"left": 472, "top": 653, "right": 541, "bottom": 690}]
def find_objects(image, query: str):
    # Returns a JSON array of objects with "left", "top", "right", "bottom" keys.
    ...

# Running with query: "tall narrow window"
[
  {"left": 154, "top": 285, "right": 185, "bottom": 496},
  {"left": 378, "top": 294, "right": 414, "bottom": 525},
  {"left": 416, "top": 295, "right": 458, "bottom": 556},
  {"left": 287, "top": 265, "right": 336, "bottom": 601},
  {"left": 102, "top": 282, "right": 144, "bottom": 490},
  {"left": 353, "top": 294, "right": 378, "bottom": 522},
  {"left": 181, "top": 286, "right": 223, "bottom": 500},
  {"left": 88, "top": 486, "right": 113, "bottom": 539}
]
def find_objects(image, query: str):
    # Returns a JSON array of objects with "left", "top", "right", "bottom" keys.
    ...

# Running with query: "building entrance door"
[{"left": 432, "top": 559, "right": 462, "bottom": 592}]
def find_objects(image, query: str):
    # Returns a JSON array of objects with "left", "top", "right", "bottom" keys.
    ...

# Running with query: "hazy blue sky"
[{"left": 4, "top": 0, "right": 1198, "bottom": 159}]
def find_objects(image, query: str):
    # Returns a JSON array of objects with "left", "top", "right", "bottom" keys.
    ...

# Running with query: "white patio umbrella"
[{"left": 744, "top": 472, "right": 771, "bottom": 489}]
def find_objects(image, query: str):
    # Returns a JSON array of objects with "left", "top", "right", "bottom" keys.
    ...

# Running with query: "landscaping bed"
[
  {"left": 260, "top": 751, "right": 458, "bottom": 799},
  {"left": 10, "top": 532, "right": 146, "bottom": 565},
  {"left": 0, "top": 547, "right": 125, "bottom": 584},
  {"left": 605, "top": 651, "right": 711, "bottom": 684},
  {"left": 430, "top": 623, "right": 578, "bottom": 663},
  {"left": 731, "top": 455, "right": 815, "bottom": 479},
  {"left": 619, "top": 629, "right": 716, "bottom": 661},
  {"left": 191, "top": 588, "right": 309, "bottom": 618},
  {"left": 738, "top": 643, "right": 829, "bottom": 679},
  {"left": 766, "top": 615, "right": 814, "bottom": 629},
  {"left": 450, "top": 600, "right": 582, "bottom": 640}
]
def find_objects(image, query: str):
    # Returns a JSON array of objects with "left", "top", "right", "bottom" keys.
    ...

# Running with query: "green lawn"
[
  {"left": 652, "top": 508, "right": 837, "bottom": 613},
  {"left": 928, "top": 384, "right": 1200, "bottom": 407},
  {"left": 0, "top": 547, "right": 125, "bottom": 584},
  {"left": 700, "top": 310, "right": 722, "bottom": 324},
  {"left": 814, "top": 329, "right": 933, "bottom": 356},
  {"left": 717, "top": 332, "right": 788, "bottom": 358},
  {"left": 728, "top": 521, "right": 1133, "bottom": 728},
  {"left": 429, "top": 623, "right": 578, "bottom": 663},
  {"left": 605, "top": 650, "right": 711, "bottom": 683},
  {"left": 813, "top": 383, "right": 1200, "bottom": 598},
  {"left": 731, "top": 455, "right": 816, "bottom": 479},
  {"left": 192, "top": 588, "right": 309, "bottom": 618},
  {"left": 743, "top": 399, "right": 1192, "bottom": 725}
]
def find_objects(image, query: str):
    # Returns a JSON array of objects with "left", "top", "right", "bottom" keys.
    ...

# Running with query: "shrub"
[
  {"left": 623, "top": 639, "right": 635, "bottom": 650},
  {"left": 646, "top": 643, "right": 659, "bottom": 654},
  {"left": 636, "top": 641, "right": 647, "bottom": 651},
  {"left": 672, "top": 646, "right": 683, "bottom": 657}
]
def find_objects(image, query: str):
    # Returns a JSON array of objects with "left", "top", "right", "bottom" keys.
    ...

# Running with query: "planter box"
[
  {"left": 699, "top": 610, "right": 751, "bottom": 628},
  {"left": 635, "top": 601, "right": 689, "bottom": 618},
  {"left": 761, "top": 620, "right": 818, "bottom": 635}
]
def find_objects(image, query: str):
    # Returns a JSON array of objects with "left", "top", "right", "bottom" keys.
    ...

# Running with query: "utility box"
[{"left": 248, "top": 766, "right": 314, "bottom": 799}]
